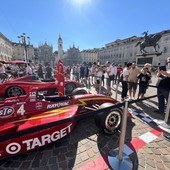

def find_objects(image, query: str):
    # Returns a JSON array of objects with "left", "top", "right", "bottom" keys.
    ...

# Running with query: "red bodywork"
[
  {"left": 0, "top": 89, "right": 118, "bottom": 158},
  {"left": 0, "top": 60, "right": 122, "bottom": 158},
  {"left": 0, "top": 76, "right": 80, "bottom": 97}
]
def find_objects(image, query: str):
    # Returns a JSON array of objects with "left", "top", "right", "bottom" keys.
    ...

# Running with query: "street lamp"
[{"left": 18, "top": 33, "right": 30, "bottom": 62}]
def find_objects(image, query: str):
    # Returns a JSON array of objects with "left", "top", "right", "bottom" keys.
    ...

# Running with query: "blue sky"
[{"left": 0, "top": 0, "right": 169, "bottom": 51}]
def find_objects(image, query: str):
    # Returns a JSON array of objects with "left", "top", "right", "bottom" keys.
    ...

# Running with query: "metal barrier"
[{"left": 108, "top": 100, "right": 133, "bottom": 170}]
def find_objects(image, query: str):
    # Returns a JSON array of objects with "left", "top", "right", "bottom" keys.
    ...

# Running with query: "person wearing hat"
[
  {"left": 154, "top": 57, "right": 170, "bottom": 114},
  {"left": 137, "top": 67, "right": 151, "bottom": 99}
]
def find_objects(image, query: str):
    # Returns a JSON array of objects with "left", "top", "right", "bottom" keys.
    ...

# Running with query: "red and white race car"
[
  {"left": 0, "top": 65, "right": 80, "bottom": 98},
  {"left": 0, "top": 60, "right": 125, "bottom": 158}
]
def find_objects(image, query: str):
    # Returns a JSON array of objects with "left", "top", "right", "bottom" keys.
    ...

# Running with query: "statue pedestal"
[{"left": 136, "top": 51, "right": 162, "bottom": 57}]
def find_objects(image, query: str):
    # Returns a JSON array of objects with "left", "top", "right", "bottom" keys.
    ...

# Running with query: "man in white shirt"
[
  {"left": 105, "top": 61, "right": 113, "bottom": 96},
  {"left": 26, "top": 63, "right": 33, "bottom": 75},
  {"left": 111, "top": 63, "right": 117, "bottom": 86},
  {"left": 121, "top": 62, "right": 132, "bottom": 101}
]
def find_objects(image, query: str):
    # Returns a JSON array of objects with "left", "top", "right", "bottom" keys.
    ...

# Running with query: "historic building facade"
[
  {"left": 0, "top": 32, "right": 13, "bottom": 61},
  {"left": 98, "top": 30, "right": 170, "bottom": 67},
  {"left": 37, "top": 42, "right": 55, "bottom": 67},
  {"left": 80, "top": 48, "right": 99, "bottom": 64},
  {"left": 62, "top": 44, "right": 81, "bottom": 66},
  {"left": 12, "top": 42, "right": 35, "bottom": 62}
]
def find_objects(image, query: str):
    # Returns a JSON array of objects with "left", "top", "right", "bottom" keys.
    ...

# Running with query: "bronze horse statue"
[{"left": 135, "top": 32, "right": 162, "bottom": 53}]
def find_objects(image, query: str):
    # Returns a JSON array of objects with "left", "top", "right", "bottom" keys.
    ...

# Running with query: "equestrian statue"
[{"left": 135, "top": 31, "right": 162, "bottom": 54}]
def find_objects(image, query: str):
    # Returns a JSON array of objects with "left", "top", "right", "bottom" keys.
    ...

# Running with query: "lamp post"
[{"left": 18, "top": 33, "right": 30, "bottom": 63}]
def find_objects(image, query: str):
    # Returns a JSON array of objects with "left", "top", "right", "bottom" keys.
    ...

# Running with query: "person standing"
[
  {"left": 45, "top": 63, "right": 53, "bottom": 79},
  {"left": 111, "top": 63, "right": 117, "bottom": 86},
  {"left": 0, "top": 63, "right": 5, "bottom": 73},
  {"left": 26, "top": 63, "right": 33, "bottom": 75},
  {"left": 137, "top": 67, "right": 151, "bottom": 99},
  {"left": 121, "top": 63, "right": 132, "bottom": 101},
  {"left": 128, "top": 63, "right": 141, "bottom": 99},
  {"left": 154, "top": 57, "right": 170, "bottom": 114},
  {"left": 37, "top": 64, "right": 44, "bottom": 79},
  {"left": 105, "top": 61, "right": 113, "bottom": 96}
]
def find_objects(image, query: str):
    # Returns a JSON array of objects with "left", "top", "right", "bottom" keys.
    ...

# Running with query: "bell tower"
[{"left": 58, "top": 34, "right": 63, "bottom": 59}]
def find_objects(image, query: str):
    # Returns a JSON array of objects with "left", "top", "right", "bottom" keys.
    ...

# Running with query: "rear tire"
[
  {"left": 71, "top": 88, "right": 88, "bottom": 95},
  {"left": 65, "top": 82, "right": 76, "bottom": 95},
  {"left": 6, "top": 86, "right": 25, "bottom": 97},
  {"left": 95, "top": 103, "right": 122, "bottom": 135}
]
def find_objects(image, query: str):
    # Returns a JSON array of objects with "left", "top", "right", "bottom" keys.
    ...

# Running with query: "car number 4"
[{"left": 17, "top": 104, "right": 25, "bottom": 115}]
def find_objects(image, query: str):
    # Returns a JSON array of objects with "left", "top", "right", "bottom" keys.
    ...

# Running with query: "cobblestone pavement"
[{"left": 0, "top": 77, "right": 170, "bottom": 170}]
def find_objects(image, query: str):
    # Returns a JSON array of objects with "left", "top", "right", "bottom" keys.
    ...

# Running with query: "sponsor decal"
[
  {"left": 5, "top": 99, "right": 19, "bottom": 103},
  {"left": 47, "top": 101, "right": 69, "bottom": 109},
  {"left": 16, "top": 102, "right": 26, "bottom": 105},
  {"left": 5, "top": 124, "right": 72, "bottom": 154},
  {"left": 29, "top": 91, "right": 36, "bottom": 97},
  {"left": 0, "top": 106, "right": 14, "bottom": 118},
  {"left": 36, "top": 102, "right": 42, "bottom": 110},
  {"left": 29, "top": 91, "right": 36, "bottom": 102},
  {"left": 30, "top": 98, "right": 36, "bottom": 102},
  {"left": 6, "top": 143, "right": 21, "bottom": 154}
]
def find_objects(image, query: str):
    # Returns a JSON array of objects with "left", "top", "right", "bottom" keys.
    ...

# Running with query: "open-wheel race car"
[{"left": 0, "top": 60, "right": 125, "bottom": 158}]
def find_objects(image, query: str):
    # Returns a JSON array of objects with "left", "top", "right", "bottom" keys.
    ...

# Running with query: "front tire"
[{"left": 95, "top": 103, "right": 122, "bottom": 135}]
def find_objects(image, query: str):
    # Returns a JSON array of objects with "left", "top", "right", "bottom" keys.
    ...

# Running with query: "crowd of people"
[
  {"left": 0, "top": 58, "right": 170, "bottom": 116},
  {"left": 66, "top": 61, "right": 153, "bottom": 101},
  {"left": 0, "top": 62, "right": 55, "bottom": 80}
]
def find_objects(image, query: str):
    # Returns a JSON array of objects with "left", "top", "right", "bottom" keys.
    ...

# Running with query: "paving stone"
[
  {"left": 156, "top": 162, "right": 166, "bottom": 170},
  {"left": 20, "top": 161, "right": 31, "bottom": 169},
  {"left": 39, "top": 158, "right": 48, "bottom": 166},
  {"left": 50, "top": 164, "right": 59, "bottom": 170},
  {"left": 48, "top": 157, "right": 57, "bottom": 165},
  {"left": 79, "top": 145, "right": 87, "bottom": 153},
  {"left": 164, "top": 163, "right": 170, "bottom": 169},
  {"left": 159, "top": 148, "right": 170, "bottom": 155},
  {"left": 138, "top": 158, "right": 145, "bottom": 168},
  {"left": 58, "top": 161, "right": 68, "bottom": 169},
  {"left": 151, "top": 154, "right": 162, "bottom": 162},
  {"left": 151, "top": 148, "right": 162, "bottom": 155},
  {"left": 87, "top": 149, "right": 95, "bottom": 158},
  {"left": 79, "top": 152, "right": 89, "bottom": 162},
  {"left": 146, "top": 159, "right": 156, "bottom": 168},
  {"left": 137, "top": 165, "right": 145, "bottom": 170},
  {"left": 31, "top": 159, "right": 40, "bottom": 168},
  {"left": 160, "top": 155, "right": 170, "bottom": 162}
]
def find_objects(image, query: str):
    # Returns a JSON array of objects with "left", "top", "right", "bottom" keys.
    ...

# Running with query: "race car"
[
  {"left": 0, "top": 86, "right": 123, "bottom": 158},
  {"left": 0, "top": 60, "right": 124, "bottom": 158},
  {"left": 0, "top": 70, "right": 80, "bottom": 98}
]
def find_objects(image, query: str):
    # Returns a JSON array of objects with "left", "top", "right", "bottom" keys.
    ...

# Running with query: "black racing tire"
[
  {"left": 65, "top": 82, "right": 77, "bottom": 95},
  {"left": 95, "top": 103, "right": 122, "bottom": 135},
  {"left": 71, "top": 88, "right": 88, "bottom": 95},
  {"left": 6, "top": 86, "right": 25, "bottom": 97}
]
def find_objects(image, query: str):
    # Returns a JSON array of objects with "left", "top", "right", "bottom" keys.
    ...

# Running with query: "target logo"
[{"left": 6, "top": 143, "right": 21, "bottom": 154}]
